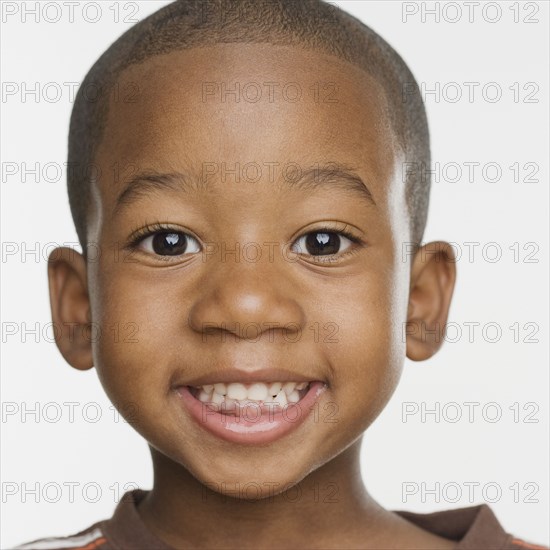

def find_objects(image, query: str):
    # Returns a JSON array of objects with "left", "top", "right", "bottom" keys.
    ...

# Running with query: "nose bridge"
[{"left": 188, "top": 244, "right": 305, "bottom": 337}]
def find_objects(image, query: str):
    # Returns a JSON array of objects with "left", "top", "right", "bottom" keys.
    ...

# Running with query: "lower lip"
[{"left": 175, "top": 382, "right": 327, "bottom": 445}]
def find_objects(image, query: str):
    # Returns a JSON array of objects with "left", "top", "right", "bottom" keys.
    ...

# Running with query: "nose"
[{"left": 187, "top": 254, "right": 306, "bottom": 341}]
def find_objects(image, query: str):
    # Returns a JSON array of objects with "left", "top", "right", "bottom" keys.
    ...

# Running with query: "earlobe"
[
  {"left": 405, "top": 241, "right": 457, "bottom": 361},
  {"left": 47, "top": 247, "right": 94, "bottom": 371}
]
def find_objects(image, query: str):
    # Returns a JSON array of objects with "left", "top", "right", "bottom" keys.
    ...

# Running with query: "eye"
[
  {"left": 291, "top": 229, "right": 357, "bottom": 258},
  {"left": 138, "top": 231, "right": 201, "bottom": 256}
]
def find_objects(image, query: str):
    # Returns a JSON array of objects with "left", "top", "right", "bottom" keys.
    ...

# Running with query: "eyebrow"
[{"left": 113, "top": 163, "right": 376, "bottom": 215}]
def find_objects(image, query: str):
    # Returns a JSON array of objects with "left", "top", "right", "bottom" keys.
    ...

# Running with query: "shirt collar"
[{"left": 103, "top": 489, "right": 513, "bottom": 549}]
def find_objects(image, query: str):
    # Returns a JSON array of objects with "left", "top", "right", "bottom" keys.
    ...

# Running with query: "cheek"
[
  {"left": 90, "top": 289, "right": 190, "bottom": 455},
  {"left": 322, "top": 268, "right": 407, "bottom": 431},
  {"left": 88, "top": 262, "right": 180, "bottom": 424}
]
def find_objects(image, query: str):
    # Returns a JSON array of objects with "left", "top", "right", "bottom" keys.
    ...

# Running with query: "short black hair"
[{"left": 68, "top": 0, "right": 430, "bottom": 250}]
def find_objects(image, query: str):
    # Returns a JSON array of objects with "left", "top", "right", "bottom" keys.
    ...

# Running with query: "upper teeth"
[{"left": 194, "top": 381, "right": 309, "bottom": 406}]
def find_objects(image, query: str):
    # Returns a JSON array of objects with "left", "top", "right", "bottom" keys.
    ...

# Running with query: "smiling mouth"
[{"left": 187, "top": 381, "right": 311, "bottom": 415}]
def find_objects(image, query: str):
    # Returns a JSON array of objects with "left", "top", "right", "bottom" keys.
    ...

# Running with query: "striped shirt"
[{"left": 13, "top": 490, "right": 548, "bottom": 550}]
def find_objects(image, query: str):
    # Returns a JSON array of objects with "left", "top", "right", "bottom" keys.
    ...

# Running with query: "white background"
[{"left": 1, "top": 0, "right": 548, "bottom": 547}]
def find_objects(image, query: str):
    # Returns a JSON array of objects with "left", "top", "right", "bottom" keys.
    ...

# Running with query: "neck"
[{"left": 138, "top": 440, "right": 390, "bottom": 548}]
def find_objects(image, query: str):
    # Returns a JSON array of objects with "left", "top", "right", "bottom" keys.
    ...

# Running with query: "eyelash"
[{"left": 126, "top": 222, "right": 364, "bottom": 261}]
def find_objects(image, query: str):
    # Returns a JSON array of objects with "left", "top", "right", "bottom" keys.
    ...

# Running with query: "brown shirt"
[{"left": 14, "top": 490, "right": 548, "bottom": 550}]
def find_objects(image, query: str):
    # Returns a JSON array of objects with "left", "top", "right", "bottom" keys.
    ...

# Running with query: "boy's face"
[{"left": 62, "top": 43, "right": 416, "bottom": 492}]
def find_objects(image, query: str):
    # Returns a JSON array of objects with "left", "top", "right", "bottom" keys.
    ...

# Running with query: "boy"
[{"left": 15, "top": 0, "right": 547, "bottom": 548}]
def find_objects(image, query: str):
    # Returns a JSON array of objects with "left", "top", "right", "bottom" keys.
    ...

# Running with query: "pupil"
[
  {"left": 305, "top": 232, "right": 339, "bottom": 256},
  {"left": 152, "top": 232, "right": 187, "bottom": 256}
]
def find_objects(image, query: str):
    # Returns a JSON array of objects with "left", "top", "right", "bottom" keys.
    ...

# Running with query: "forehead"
[{"left": 94, "top": 43, "right": 400, "bottom": 210}]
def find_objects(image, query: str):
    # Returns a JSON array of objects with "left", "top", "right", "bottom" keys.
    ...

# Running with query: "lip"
[
  {"left": 177, "top": 367, "right": 320, "bottom": 387},
  {"left": 175, "top": 381, "right": 328, "bottom": 445}
]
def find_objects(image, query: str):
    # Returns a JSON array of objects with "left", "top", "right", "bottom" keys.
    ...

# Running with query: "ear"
[
  {"left": 406, "top": 241, "right": 457, "bottom": 361},
  {"left": 47, "top": 247, "right": 94, "bottom": 371}
]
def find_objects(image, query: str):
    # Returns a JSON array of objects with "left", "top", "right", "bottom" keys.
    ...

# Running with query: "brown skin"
[{"left": 48, "top": 44, "right": 456, "bottom": 548}]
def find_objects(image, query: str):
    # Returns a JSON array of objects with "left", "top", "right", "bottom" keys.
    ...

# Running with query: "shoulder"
[
  {"left": 507, "top": 537, "right": 549, "bottom": 550},
  {"left": 394, "top": 503, "right": 548, "bottom": 550},
  {"left": 12, "top": 523, "right": 111, "bottom": 550},
  {"left": 11, "top": 489, "right": 153, "bottom": 550}
]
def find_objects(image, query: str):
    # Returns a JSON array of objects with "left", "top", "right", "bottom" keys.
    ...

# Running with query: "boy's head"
[
  {"left": 68, "top": 0, "right": 430, "bottom": 249},
  {"left": 49, "top": 0, "right": 455, "bottom": 496}
]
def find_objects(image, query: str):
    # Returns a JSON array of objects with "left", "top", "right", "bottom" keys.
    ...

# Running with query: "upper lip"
[{"left": 173, "top": 367, "right": 322, "bottom": 387}]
